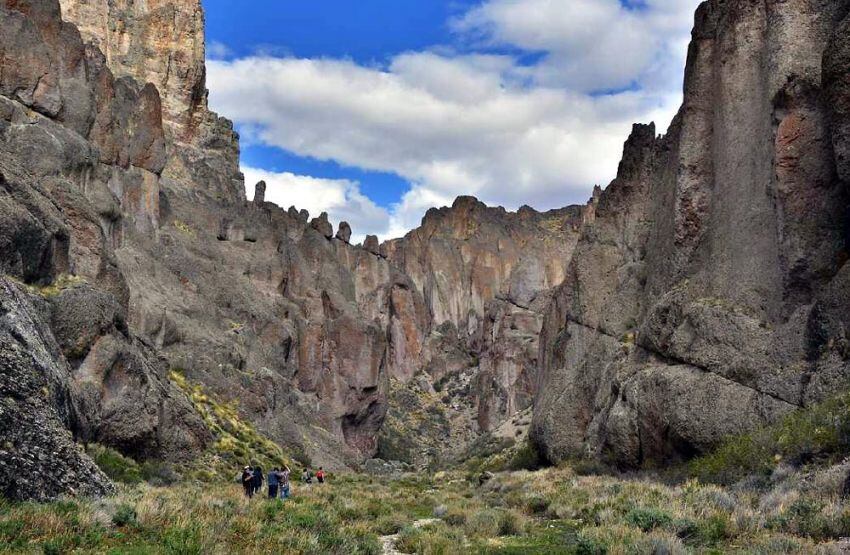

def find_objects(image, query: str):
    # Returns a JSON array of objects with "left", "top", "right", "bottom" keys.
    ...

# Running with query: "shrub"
[
  {"left": 524, "top": 494, "right": 550, "bottom": 515},
  {"left": 508, "top": 439, "right": 544, "bottom": 471},
  {"left": 695, "top": 514, "right": 729, "bottom": 546},
  {"left": 465, "top": 509, "right": 501, "bottom": 538},
  {"left": 570, "top": 458, "right": 614, "bottom": 476},
  {"left": 111, "top": 504, "right": 137, "bottom": 527},
  {"left": 690, "top": 391, "right": 850, "bottom": 485},
  {"left": 626, "top": 507, "right": 672, "bottom": 532},
  {"left": 575, "top": 534, "right": 608, "bottom": 555},
  {"left": 373, "top": 514, "right": 405, "bottom": 535},
  {"left": 442, "top": 508, "right": 467, "bottom": 527},
  {"left": 140, "top": 461, "right": 181, "bottom": 486},
  {"left": 496, "top": 509, "right": 525, "bottom": 536},
  {"left": 87, "top": 444, "right": 142, "bottom": 484}
]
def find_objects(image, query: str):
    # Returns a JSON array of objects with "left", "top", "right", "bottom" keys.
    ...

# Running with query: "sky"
[{"left": 203, "top": 0, "right": 703, "bottom": 242}]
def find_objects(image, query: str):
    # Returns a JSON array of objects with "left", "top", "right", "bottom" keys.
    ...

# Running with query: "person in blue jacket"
[{"left": 267, "top": 467, "right": 280, "bottom": 499}]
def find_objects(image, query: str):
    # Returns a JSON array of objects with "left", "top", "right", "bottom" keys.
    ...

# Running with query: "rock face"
[
  {"left": 17, "top": 0, "right": 409, "bottom": 470},
  {"left": 0, "top": 0, "right": 212, "bottom": 499},
  {"left": 7, "top": 0, "right": 848, "bottom": 498},
  {"left": 532, "top": 0, "right": 850, "bottom": 468},
  {"left": 384, "top": 197, "right": 588, "bottom": 421},
  {"left": 0, "top": 278, "right": 112, "bottom": 501},
  {"left": 59, "top": 0, "right": 244, "bottom": 206},
  {"left": 375, "top": 198, "right": 591, "bottom": 466}
]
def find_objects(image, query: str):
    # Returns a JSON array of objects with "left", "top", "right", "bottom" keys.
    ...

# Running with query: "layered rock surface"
[{"left": 532, "top": 0, "right": 850, "bottom": 468}]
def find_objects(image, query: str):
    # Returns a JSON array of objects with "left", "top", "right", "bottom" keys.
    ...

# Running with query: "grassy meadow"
[
  {"left": 2, "top": 463, "right": 850, "bottom": 554},
  {"left": 3, "top": 391, "right": 850, "bottom": 553}
]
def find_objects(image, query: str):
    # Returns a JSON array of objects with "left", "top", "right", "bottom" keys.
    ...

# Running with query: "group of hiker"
[{"left": 241, "top": 465, "right": 326, "bottom": 499}]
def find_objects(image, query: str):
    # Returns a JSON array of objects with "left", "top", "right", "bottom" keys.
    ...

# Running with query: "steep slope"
[{"left": 533, "top": 0, "right": 850, "bottom": 468}]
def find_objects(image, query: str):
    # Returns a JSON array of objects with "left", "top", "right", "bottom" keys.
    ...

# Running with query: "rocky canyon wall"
[
  {"left": 0, "top": 0, "right": 212, "bottom": 499},
  {"left": 532, "top": 0, "right": 850, "bottom": 468}
]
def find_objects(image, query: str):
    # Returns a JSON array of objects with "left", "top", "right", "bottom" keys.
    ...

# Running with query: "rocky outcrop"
[
  {"left": 383, "top": 197, "right": 589, "bottom": 426},
  {"left": 373, "top": 198, "right": 592, "bottom": 467},
  {"left": 0, "top": 278, "right": 112, "bottom": 502},
  {"left": 0, "top": 0, "right": 213, "bottom": 498},
  {"left": 336, "top": 221, "right": 352, "bottom": 243},
  {"left": 59, "top": 0, "right": 244, "bottom": 206},
  {"left": 532, "top": 0, "right": 850, "bottom": 468}
]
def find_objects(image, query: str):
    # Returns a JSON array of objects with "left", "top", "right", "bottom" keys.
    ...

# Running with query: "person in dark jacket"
[
  {"left": 268, "top": 467, "right": 279, "bottom": 499},
  {"left": 252, "top": 465, "right": 264, "bottom": 494},
  {"left": 241, "top": 466, "right": 254, "bottom": 498}
]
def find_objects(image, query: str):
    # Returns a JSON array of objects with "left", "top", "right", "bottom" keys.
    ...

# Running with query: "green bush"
[
  {"left": 575, "top": 534, "right": 608, "bottom": 555},
  {"left": 626, "top": 507, "right": 672, "bottom": 532},
  {"left": 111, "top": 504, "right": 137, "bottom": 528},
  {"left": 508, "top": 439, "right": 544, "bottom": 471},
  {"left": 695, "top": 514, "right": 729, "bottom": 546},
  {"left": 140, "top": 461, "right": 181, "bottom": 486},
  {"left": 87, "top": 445, "right": 142, "bottom": 484}
]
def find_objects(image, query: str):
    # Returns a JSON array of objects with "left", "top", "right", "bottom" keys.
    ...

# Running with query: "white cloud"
[
  {"left": 242, "top": 167, "right": 390, "bottom": 243},
  {"left": 452, "top": 0, "right": 700, "bottom": 93},
  {"left": 207, "top": 41, "right": 233, "bottom": 60},
  {"left": 207, "top": 0, "right": 703, "bottom": 240}
]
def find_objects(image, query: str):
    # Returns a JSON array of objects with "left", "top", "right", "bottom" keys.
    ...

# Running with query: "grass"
[
  {"left": 173, "top": 220, "right": 195, "bottom": 237},
  {"left": 7, "top": 391, "right": 850, "bottom": 553},
  {"left": 5, "top": 464, "right": 848, "bottom": 554},
  {"left": 25, "top": 274, "right": 86, "bottom": 298}
]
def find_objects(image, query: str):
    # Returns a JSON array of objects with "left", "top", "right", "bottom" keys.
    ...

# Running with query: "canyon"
[{"left": 0, "top": 0, "right": 848, "bottom": 501}]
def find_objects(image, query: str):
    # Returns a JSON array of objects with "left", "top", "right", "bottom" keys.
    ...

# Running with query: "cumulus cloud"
[
  {"left": 453, "top": 0, "right": 700, "bottom": 93},
  {"left": 207, "top": 0, "right": 703, "bottom": 240},
  {"left": 242, "top": 167, "right": 390, "bottom": 243}
]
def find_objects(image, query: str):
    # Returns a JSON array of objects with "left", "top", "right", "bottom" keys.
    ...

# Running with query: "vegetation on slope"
[
  {"left": 168, "top": 370, "right": 296, "bottom": 481},
  {"left": 689, "top": 390, "right": 850, "bottom": 485}
]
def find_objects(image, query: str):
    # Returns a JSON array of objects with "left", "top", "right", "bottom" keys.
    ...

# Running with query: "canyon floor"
[{"left": 2, "top": 392, "right": 850, "bottom": 554}]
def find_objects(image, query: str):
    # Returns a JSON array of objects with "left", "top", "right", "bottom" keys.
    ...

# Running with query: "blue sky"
[{"left": 203, "top": 0, "right": 702, "bottom": 241}]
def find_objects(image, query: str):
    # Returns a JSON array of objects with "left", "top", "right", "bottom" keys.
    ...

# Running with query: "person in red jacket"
[{"left": 316, "top": 467, "right": 326, "bottom": 484}]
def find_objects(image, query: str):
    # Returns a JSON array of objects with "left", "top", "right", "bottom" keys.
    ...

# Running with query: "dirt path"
[{"left": 380, "top": 518, "right": 441, "bottom": 555}]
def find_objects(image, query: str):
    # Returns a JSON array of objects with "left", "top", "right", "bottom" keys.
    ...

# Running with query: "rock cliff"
[
  {"left": 4, "top": 0, "right": 849, "bottom": 500},
  {"left": 377, "top": 197, "right": 590, "bottom": 466},
  {"left": 0, "top": 0, "right": 211, "bottom": 499},
  {"left": 532, "top": 0, "right": 850, "bottom": 468}
]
